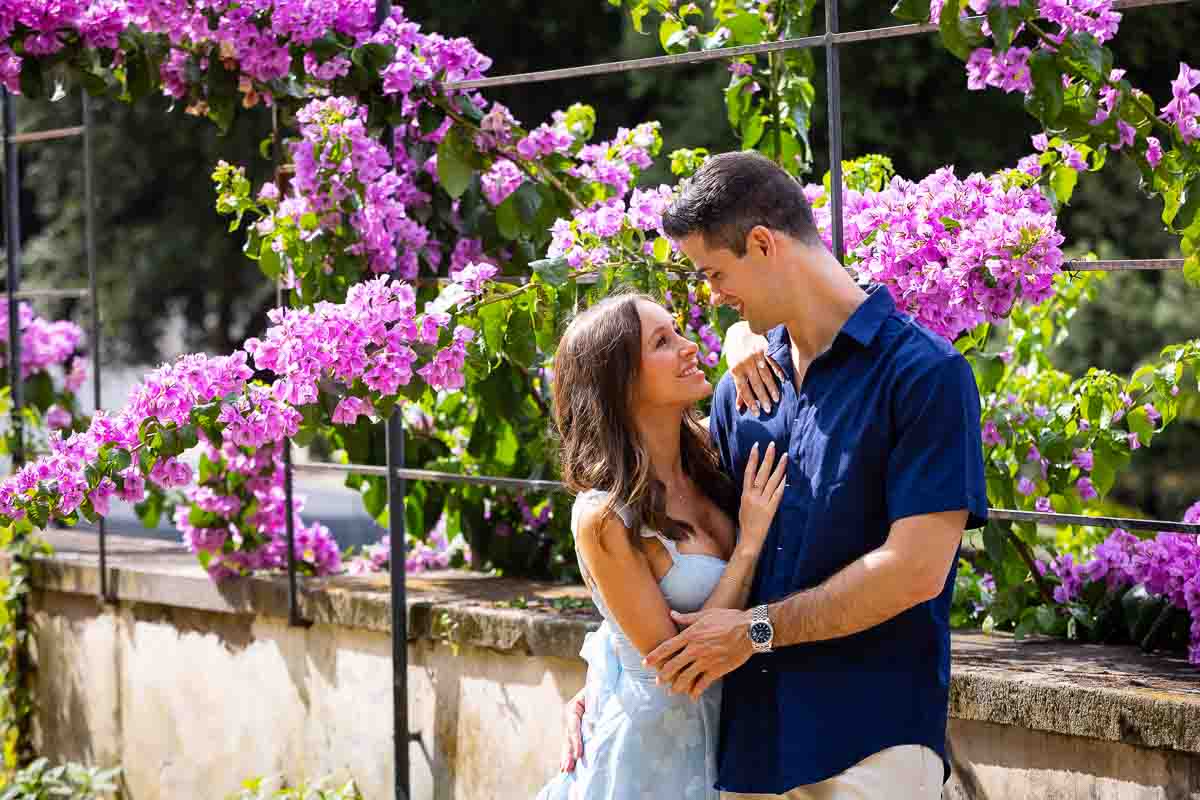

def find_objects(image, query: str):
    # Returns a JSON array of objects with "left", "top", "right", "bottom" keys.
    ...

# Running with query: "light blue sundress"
[{"left": 536, "top": 490, "right": 727, "bottom": 800}]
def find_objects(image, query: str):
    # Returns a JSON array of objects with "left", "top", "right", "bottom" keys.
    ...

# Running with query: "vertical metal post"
[
  {"left": 3, "top": 90, "right": 23, "bottom": 468},
  {"left": 387, "top": 402, "right": 409, "bottom": 800},
  {"left": 824, "top": 0, "right": 844, "bottom": 262},
  {"left": 373, "top": 4, "right": 411, "bottom": 799},
  {"left": 272, "top": 106, "right": 305, "bottom": 629},
  {"left": 83, "top": 91, "right": 108, "bottom": 602}
]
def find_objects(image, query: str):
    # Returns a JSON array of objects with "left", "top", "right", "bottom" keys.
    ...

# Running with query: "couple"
[{"left": 537, "top": 151, "right": 988, "bottom": 799}]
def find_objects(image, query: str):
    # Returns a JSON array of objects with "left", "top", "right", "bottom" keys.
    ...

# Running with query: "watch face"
[{"left": 749, "top": 621, "right": 772, "bottom": 645}]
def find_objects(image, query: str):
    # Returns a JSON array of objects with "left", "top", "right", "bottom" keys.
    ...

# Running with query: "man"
[{"left": 645, "top": 150, "right": 988, "bottom": 799}]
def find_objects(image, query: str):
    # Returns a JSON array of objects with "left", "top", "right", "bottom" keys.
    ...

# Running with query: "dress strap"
[
  {"left": 640, "top": 528, "right": 679, "bottom": 558},
  {"left": 572, "top": 490, "right": 638, "bottom": 532}
]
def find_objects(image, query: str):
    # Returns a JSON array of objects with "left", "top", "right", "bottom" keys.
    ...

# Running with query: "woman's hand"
[
  {"left": 559, "top": 687, "right": 586, "bottom": 772},
  {"left": 722, "top": 321, "right": 784, "bottom": 416},
  {"left": 738, "top": 441, "right": 788, "bottom": 545}
]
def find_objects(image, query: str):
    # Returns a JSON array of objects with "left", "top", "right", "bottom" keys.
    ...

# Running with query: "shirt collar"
[
  {"left": 765, "top": 284, "right": 893, "bottom": 359},
  {"left": 840, "top": 284, "right": 893, "bottom": 347}
]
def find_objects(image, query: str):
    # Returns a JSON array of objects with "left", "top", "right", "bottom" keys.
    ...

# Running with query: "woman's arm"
[
  {"left": 559, "top": 446, "right": 786, "bottom": 770},
  {"left": 699, "top": 441, "right": 786, "bottom": 612},
  {"left": 576, "top": 443, "right": 788, "bottom": 656}
]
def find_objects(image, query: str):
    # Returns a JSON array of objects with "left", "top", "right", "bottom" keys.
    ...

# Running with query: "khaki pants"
[{"left": 721, "top": 744, "right": 942, "bottom": 800}]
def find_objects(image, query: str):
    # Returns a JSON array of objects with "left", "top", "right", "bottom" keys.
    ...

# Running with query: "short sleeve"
[{"left": 886, "top": 353, "right": 988, "bottom": 530}]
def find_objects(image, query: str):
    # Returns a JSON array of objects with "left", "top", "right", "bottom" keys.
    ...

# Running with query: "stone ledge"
[{"left": 8, "top": 528, "right": 1200, "bottom": 755}]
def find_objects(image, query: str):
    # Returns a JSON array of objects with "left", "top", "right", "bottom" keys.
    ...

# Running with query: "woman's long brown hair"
[{"left": 552, "top": 292, "right": 735, "bottom": 543}]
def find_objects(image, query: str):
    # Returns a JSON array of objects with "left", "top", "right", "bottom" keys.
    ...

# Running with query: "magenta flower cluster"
[
  {"left": 0, "top": 268, "right": 496, "bottom": 574},
  {"left": 175, "top": 440, "right": 342, "bottom": 581},
  {"left": 1044, "top": 501, "right": 1200, "bottom": 664},
  {"left": 343, "top": 512, "right": 471, "bottom": 575},
  {"left": 806, "top": 166, "right": 1065, "bottom": 341},
  {"left": 0, "top": 299, "right": 85, "bottom": 380}
]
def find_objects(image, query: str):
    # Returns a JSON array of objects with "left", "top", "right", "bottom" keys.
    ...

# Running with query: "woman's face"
[{"left": 633, "top": 299, "right": 712, "bottom": 410}]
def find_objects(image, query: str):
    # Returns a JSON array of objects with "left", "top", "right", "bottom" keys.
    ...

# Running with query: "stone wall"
[{"left": 11, "top": 530, "right": 1200, "bottom": 800}]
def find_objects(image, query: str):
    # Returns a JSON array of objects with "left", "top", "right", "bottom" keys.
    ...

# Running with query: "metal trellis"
[
  {"left": 2, "top": 89, "right": 108, "bottom": 601},
  {"left": 1, "top": 2, "right": 1196, "bottom": 799}
]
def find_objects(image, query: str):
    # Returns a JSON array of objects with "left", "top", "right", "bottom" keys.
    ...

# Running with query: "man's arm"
[
  {"left": 643, "top": 509, "right": 967, "bottom": 700},
  {"left": 766, "top": 509, "right": 966, "bottom": 646},
  {"left": 647, "top": 352, "right": 987, "bottom": 700}
]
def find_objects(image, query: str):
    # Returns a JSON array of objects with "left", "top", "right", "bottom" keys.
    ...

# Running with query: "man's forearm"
[{"left": 768, "top": 545, "right": 929, "bottom": 647}]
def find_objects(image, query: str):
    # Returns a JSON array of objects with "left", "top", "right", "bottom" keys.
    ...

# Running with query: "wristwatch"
[{"left": 748, "top": 604, "right": 774, "bottom": 653}]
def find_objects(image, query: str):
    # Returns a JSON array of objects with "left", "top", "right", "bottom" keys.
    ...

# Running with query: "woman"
[{"left": 536, "top": 294, "right": 785, "bottom": 800}]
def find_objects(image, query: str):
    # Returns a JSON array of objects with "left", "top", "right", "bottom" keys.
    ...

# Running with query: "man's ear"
[{"left": 747, "top": 225, "right": 773, "bottom": 258}]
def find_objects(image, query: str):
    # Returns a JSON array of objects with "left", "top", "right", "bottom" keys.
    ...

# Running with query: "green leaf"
[
  {"left": 436, "top": 130, "right": 474, "bottom": 199},
  {"left": 938, "top": 0, "right": 983, "bottom": 60},
  {"left": 1050, "top": 165, "right": 1078, "bottom": 205},
  {"left": 725, "top": 12, "right": 766, "bottom": 45},
  {"left": 982, "top": 522, "right": 1009, "bottom": 567},
  {"left": 652, "top": 237, "right": 672, "bottom": 264},
  {"left": 361, "top": 476, "right": 387, "bottom": 522},
  {"left": 740, "top": 111, "right": 765, "bottom": 149},
  {"left": 505, "top": 309, "right": 538, "bottom": 369},
  {"left": 987, "top": 2, "right": 1017, "bottom": 51},
  {"left": 974, "top": 354, "right": 1005, "bottom": 395},
  {"left": 259, "top": 239, "right": 282, "bottom": 280},
  {"left": 658, "top": 18, "right": 684, "bottom": 52},
  {"left": 1127, "top": 405, "right": 1154, "bottom": 446},
  {"left": 1172, "top": 175, "right": 1200, "bottom": 234},
  {"left": 725, "top": 77, "right": 751, "bottom": 131},
  {"left": 477, "top": 301, "right": 510, "bottom": 355},
  {"left": 530, "top": 256, "right": 570, "bottom": 287},
  {"left": 1026, "top": 50, "right": 1064, "bottom": 125},
  {"left": 495, "top": 193, "right": 521, "bottom": 241},
  {"left": 1034, "top": 604, "right": 1060, "bottom": 635},
  {"left": 1121, "top": 583, "right": 1166, "bottom": 644},
  {"left": 563, "top": 103, "right": 597, "bottom": 141},
  {"left": 1184, "top": 249, "right": 1200, "bottom": 288},
  {"left": 1013, "top": 608, "right": 1037, "bottom": 640},
  {"left": 111, "top": 449, "right": 132, "bottom": 473},
  {"left": 1059, "top": 32, "right": 1107, "bottom": 84},
  {"left": 513, "top": 182, "right": 544, "bottom": 226},
  {"left": 891, "top": 0, "right": 932, "bottom": 23}
]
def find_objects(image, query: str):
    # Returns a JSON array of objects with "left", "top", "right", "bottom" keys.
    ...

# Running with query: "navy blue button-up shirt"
[{"left": 709, "top": 285, "right": 987, "bottom": 794}]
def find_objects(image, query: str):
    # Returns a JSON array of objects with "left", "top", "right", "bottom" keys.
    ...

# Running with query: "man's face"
[{"left": 677, "top": 230, "right": 778, "bottom": 335}]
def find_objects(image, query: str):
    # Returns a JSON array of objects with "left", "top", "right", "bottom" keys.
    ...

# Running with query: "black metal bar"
[
  {"left": 82, "top": 92, "right": 108, "bottom": 603},
  {"left": 5, "top": 125, "right": 85, "bottom": 145},
  {"left": 989, "top": 508, "right": 1200, "bottom": 537},
  {"left": 1066, "top": 258, "right": 1184, "bottom": 271},
  {"left": 407, "top": 256, "right": 1184, "bottom": 289},
  {"left": 293, "top": 460, "right": 564, "bottom": 492},
  {"left": 271, "top": 105, "right": 306, "bottom": 630},
  {"left": 373, "top": 1, "right": 412, "bottom": 797},
  {"left": 386, "top": 405, "right": 409, "bottom": 800},
  {"left": 3, "top": 90, "right": 23, "bottom": 468},
  {"left": 11, "top": 287, "right": 90, "bottom": 300},
  {"left": 292, "top": 460, "right": 1200, "bottom": 536},
  {"left": 445, "top": 0, "right": 1184, "bottom": 90},
  {"left": 825, "top": 0, "right": 844, "bottom": 263}
]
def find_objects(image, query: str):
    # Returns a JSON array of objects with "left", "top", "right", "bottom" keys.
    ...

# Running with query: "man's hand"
[
  {"left": 559, "top": 687, "right": 586, "bottom": 772},
  {"left": 643, "top": 608, "right": 754, "bottom": 702}
]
